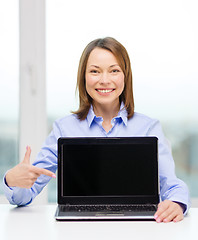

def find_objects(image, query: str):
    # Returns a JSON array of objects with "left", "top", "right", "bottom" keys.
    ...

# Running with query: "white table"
[{"left": 0, "top": 204, "right": 197, "bottom": 240}]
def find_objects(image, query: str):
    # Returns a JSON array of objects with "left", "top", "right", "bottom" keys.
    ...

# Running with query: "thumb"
[{"left": 22, "top": 146, "right": 31, "bottom": 164}]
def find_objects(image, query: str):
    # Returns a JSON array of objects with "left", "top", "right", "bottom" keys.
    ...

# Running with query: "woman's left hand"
[{"left": 154, "top": 200, "right": 184, "bottom": 223}]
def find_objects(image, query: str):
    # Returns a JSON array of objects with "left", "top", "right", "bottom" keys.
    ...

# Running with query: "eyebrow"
[
  {"left": 89, "top": 64, "right": 120, "bottom": 68},
  {"left": 109, "top": 64, "right": 120, "bottom": 68},
  {"left": 90, "top": 65, "right": 100, "bottom": 68}
]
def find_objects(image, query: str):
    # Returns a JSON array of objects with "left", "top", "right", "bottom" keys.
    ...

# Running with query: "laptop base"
[{"left": 55, "top": 205, "right": 157, "bottom": 221}]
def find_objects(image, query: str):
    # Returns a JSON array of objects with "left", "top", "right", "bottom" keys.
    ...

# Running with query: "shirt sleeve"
[
  {"left": 2, "top": 120, "right": 62, "bottom": 206},
  {"left": 147, "top": 120, "right": 191, "bottom": 215}
]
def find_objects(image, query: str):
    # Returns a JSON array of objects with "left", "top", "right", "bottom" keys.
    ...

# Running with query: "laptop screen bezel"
[{"left": 57, "top": 137, "right": 159, "bottom": 205}]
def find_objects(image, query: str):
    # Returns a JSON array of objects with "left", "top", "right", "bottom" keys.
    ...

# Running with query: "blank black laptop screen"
[{"left": 60, "top": 139, "right": 158, "bottom": 197}]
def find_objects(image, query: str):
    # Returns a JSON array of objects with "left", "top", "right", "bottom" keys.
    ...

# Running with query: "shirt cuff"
[{"left": 2, "top": 173, "right": 15, "bottom": 204}]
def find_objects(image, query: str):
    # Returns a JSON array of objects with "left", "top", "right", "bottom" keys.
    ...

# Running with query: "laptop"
[{"left": 55, "top": 137, "right": 159, "bottom": 220}]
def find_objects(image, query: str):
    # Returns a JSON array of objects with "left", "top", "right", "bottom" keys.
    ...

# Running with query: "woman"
[{"left": 3, "top": 37, "right": 190, "bottom": 222}]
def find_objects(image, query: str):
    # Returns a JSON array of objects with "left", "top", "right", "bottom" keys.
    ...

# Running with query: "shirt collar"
[
  {"left": 86, "top": 102, "right": 128, "bottom": 128},
  {"left": 86, "top": 105, "right": 97, "bottom": 127},
  {"left": 117, "top": 102, "right": 128, "bottom": 126}
]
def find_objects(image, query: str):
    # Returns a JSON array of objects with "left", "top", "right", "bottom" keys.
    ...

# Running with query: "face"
[{"left": 85, "top": 48, "right": 125, "bottom": 108}]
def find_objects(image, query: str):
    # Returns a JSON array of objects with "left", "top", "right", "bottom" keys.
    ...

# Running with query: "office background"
[{"left": 0, "top": 0, "right": 198, "bottom": 205}]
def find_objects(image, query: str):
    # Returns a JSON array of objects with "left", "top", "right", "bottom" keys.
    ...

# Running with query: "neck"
[{"left": 93, "top": 101, "right": 120, "bottom": 124}]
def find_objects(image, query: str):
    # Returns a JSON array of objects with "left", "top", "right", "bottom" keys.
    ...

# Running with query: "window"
[
  {"left": 0, "top": 0, "right": 47, "bottom": 204},
  {"left": 0, "top": 2, "right": 19, "bottom": 196},
  {"left": 47, "top": 0, "right": 198, "bottom": 202}
]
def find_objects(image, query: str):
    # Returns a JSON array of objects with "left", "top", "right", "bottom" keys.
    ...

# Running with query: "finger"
[
  {"left": 162, "top": 211, "right": 177, "bottom": 223},
  {"left": 154, "top": 201, "right": 173, "bottom": 222},
  {"left": 25, "top": 178, "right": 38, "bottom": 189},
  {"left": 155, "top": 208, "right": 172, "bottom": 223},
  {"left": 173, "top": 214, "right": 184, "bottom": 223},
  {"left": 155, "top": 201, "right": 183, "bottom": 223},
  {"left": 22, "top": 146, "right": 31, "bottom": 164},
  {"left": 32, "top": 166, "right": 56, "bottom": 178},
  {"left": 154, "top": 201, "right": 169, "bottom": 219}
]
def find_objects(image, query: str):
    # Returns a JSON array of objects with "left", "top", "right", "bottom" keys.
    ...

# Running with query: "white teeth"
[{"left": 97, "top": 89, "right": 113, "bottom": 93}]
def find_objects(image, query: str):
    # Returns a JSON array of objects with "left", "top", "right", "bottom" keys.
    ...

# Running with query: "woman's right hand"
[{"left": 5, "top": 146, "right": 56, "bottom": 189}]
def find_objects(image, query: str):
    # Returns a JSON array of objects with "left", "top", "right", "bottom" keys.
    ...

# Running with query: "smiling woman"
[
  {"left": 74, "top": 37, "right": 134, "bottom": 122},
  {"left": 85, "top": 48, "right": 125, "bottom": 132},
  {"left": 86, "top": 48, "right": 125, "bottom": 107},
  {"left": 45, "top": 0, "right": 198, "bottom": 207},
  {"left": 3, "top": 36, "right": 190, "bottom": 223}
]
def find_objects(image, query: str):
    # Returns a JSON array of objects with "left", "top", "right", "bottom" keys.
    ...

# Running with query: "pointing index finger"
[{"left": 32, "top": 166, "right": 56, "bottom": 178}]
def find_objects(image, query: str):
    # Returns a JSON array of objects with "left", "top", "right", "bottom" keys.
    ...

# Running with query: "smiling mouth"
[{"left": 96, "top": 89, "right": 115, "bottom": 93}]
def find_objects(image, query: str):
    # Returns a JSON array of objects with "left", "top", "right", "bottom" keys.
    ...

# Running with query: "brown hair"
[{"left": 73, "top": 37, "right": 134, "bottom": 120}]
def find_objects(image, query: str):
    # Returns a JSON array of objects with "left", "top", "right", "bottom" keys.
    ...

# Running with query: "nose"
[{"left": 99, "top": 72, "right": 110, "bottom": 84}]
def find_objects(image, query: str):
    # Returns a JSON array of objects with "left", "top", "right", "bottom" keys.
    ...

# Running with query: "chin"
[{"left": 94, "top": 98, "right": 119, "bottom": 107}]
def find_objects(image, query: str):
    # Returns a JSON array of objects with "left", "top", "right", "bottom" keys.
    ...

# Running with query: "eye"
[
  {"left": 111, "top": 69, "right": 120, "bottom": 73},
  {"left": 90, "top": 70, "right": 99, "bottom": 74}
]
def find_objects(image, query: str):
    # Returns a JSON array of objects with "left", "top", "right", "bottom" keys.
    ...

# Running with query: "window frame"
[
  {"left": 0, "top": 0, "right": 47, "bottom": 204},
  {"left": 19, "top": 0, "right": 47, "bottom": 204}
]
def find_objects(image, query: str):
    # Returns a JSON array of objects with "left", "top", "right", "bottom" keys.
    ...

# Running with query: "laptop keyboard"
[{"left": 61, "top": 204, "right": 157, "bottom": 212}]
